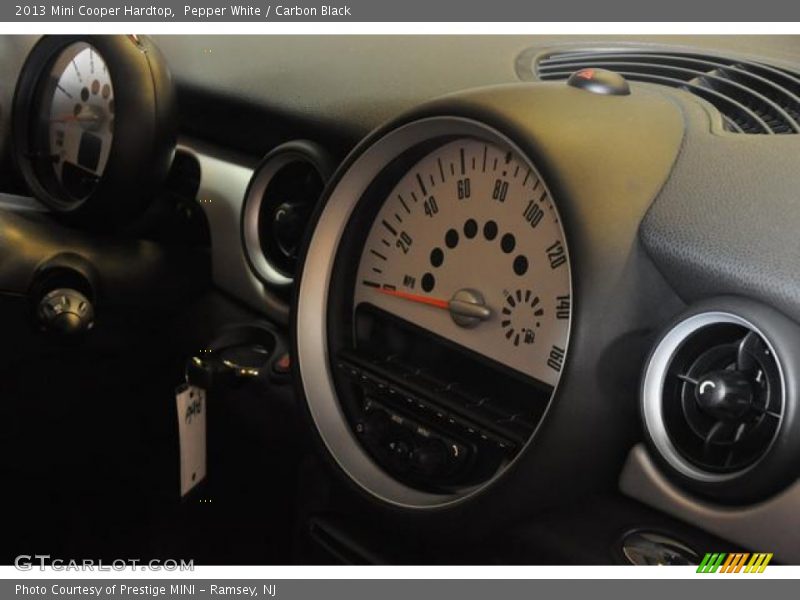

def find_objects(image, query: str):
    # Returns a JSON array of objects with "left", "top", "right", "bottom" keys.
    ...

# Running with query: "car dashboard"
[{"left": 1, "top": 34, "right": 800, "bottom": 566}]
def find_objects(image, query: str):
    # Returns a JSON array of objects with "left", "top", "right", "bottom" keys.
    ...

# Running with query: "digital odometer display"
[{"left": 353, "top": 138, "right": 572, "bottom": 388}]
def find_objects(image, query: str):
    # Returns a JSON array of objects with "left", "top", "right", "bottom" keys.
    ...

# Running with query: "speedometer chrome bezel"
[{"left": 295, "top": 116, "right": 573, "bottom": 509}]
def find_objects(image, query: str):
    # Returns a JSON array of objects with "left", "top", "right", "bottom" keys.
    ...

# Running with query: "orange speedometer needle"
[
  {"left": 375, "top": 287, "right": 493, "bottom": 325},
  {"left": 375, "top": 288, "right": 450, "bottom": 310}
]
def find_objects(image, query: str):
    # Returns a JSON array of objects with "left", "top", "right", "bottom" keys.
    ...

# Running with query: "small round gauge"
[
  {"left": 45, "top": 42, "right": 114, "bottom": 200},
  {"left": 13, "top": 35, "right": 176, "bottom": 224}
]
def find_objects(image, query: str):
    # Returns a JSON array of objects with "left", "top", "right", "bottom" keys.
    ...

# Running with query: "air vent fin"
[{"left": 536, "top": 49, "right": 800, "bottom": 134}]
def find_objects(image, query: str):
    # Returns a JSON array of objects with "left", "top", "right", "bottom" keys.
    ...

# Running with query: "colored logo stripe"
[
  {"left": 697, "top": 552, "right": 773, "bottom": 573},
  {"left": 697, "top": 553, "right": 726, "bottom": 573},
  {"left": 721, "top": 553, "right": 750, "bottom": 573},
  {"left": 744, "top": 553, "right": 773, "bottom": 573}
]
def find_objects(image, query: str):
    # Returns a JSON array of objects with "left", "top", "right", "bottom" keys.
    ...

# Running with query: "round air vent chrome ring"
[
  {"left": 641, "top": 298, "right": 800, "bottom": 503},
  {"left": 241, "top": 140, "right": 335, "bottom": 288},
  {"left": 642, "top": 311, "right": 784, "bottom": 484}
]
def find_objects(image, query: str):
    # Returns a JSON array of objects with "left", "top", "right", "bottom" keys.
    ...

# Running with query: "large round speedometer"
[
  {"left": 296, "top": 116, "right": 574, "bottom": 508},
  {"left": 354, "top": 138, "right": 570, "bottom": 387}
]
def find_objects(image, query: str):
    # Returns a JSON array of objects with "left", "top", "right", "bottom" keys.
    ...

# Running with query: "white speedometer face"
[
  {"left": 354, "top": 138, "right": 571, "bottom": 387},
  {"left": 46, "top": 42, "right": 114, "bottom": 199}
]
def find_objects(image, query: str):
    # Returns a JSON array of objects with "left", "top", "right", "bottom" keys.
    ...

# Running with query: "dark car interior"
[{"left": 1, "top": 35, "right": 799, "bottom": 566}]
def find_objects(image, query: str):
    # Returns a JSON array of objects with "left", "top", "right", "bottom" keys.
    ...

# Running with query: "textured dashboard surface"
[{"left": 640, "top": 94, "right": 800, "bottom": 325}]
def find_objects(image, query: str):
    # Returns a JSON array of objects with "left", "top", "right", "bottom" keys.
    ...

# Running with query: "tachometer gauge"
[
  {"left": 13, "top": 35, "right": 176, "bottom": 224},
  {"left": 354, "top": 138, "right": 571, "bottom": 386},
  {"left": 44, "top": 42, "right": 114, "bottom": 199}
]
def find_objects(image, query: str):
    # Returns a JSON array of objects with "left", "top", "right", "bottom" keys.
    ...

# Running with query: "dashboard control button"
[
  {"left": 567, "top": 68, "right": 631, "bottom": 96},
  {"left": 411, "top": 439, "right": 449, "bottom": 477},
  {"left": 387, "top": 439, "right": 413, "bottom": 466}
]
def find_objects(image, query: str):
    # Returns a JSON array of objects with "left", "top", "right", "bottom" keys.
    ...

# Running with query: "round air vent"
[
  {"left": 642, "top": 299, "right": 800, "bottom": 503},
  {"left": 242, "top": 140, "right": 334, "bottom": 291},
  {"left": 664, "top": 322, "right": 782, "bottom": 473}
]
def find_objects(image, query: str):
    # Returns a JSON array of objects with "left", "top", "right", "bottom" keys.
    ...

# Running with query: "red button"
[{"left": 273, "top": 353, "right": 291, "bottom": 374}]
